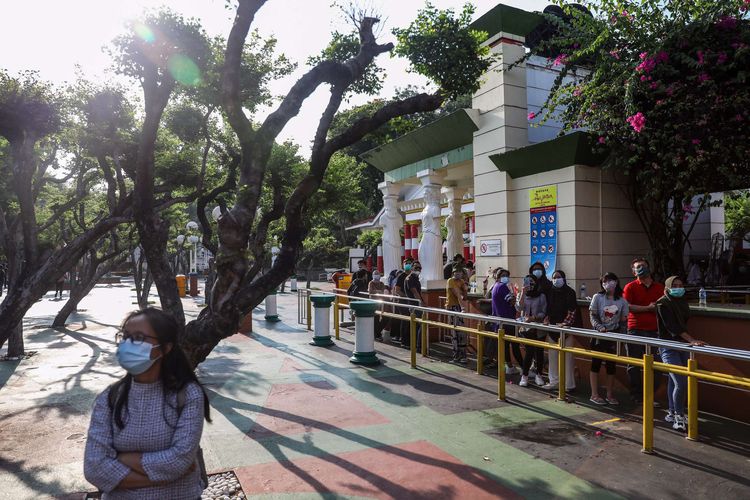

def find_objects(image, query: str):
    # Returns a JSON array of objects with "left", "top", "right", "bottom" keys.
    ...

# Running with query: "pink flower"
[
  {"left": 639, "top": 52, "right": 649, "bottom": 60},
  {"left": 553, "top": 53, "right": 568, "bottom": 67},
  {"left": 640, "top": 75, "right": 651, "bottom": 82},
  {"left": 655, "top": 100, "right": 664, "bottom": 106},
  {"left": 598, "top": 136, "right": 606, "bottom": 144},
  {"left": 528, "top": 112, "right": 536, "bottom": 120},
  {"left": 691, "top": 138, "right": 701, "bottom": 145},
  {"left": 626, "top": 112, "right": 646, "bottom": 133},
  {"left": 717, "top": 52, "right": 728, "bottom": 64},
  {"left": 698, "top": 73, "right": 711, "bottom": 83},
  {"left": 697, "top": 50, "right": 705, "bottom": 65},
  {"left": 573, "top": 87, "right": 582, "bottom": 97},
  {"left": 655, "top": 51, "right": 669, "bottom": 63},
  {"left": 742, "top": 0, "right": 750, "bottom": 12},
  {"left": 609, "top": 49, "right": 620, "bottom": 59},
  {"left": 736, "top": 114, "right": 744, "bottom": 121},
  {"left": 666, "top": 85, "right": 675, "bottom": 96},
  {"left": 650, "top": 82, "right": 659, "bottom": 90}
]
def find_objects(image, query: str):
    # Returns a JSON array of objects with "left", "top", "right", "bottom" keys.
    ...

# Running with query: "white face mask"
[
  {"left": 552, "top": 277, "right": 564, "bottom": 288},
  {"left": 500, "top": 276, "right": 510, "bottom": 284},
  {"left": 372, "top": 274, "right": 381, "bottom": 281},
  {"left": 412, "top": 271, "right": 421, "bottom": 277}
]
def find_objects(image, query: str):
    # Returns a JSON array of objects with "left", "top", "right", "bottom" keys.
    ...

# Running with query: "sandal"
[
  {"left": 590, "top": 396, "right": 607, "bottom": 405},
  {"left": 606, "top": 397, "right": 620, "bottom": 406}
]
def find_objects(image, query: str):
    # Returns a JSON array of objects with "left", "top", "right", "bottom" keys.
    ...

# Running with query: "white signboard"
[{"left": 479, "top": 239, "right": 502, "bottom": 257}]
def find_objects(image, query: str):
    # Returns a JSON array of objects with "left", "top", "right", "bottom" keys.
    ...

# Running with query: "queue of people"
[{"left": 350, "top": 254, "right": 704, "bottom": 434}]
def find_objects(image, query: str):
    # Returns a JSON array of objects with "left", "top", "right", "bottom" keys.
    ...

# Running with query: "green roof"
[
  {"left": 470, "top": 3, "right": 544, "bottom": 39},
  {"left": 489, "top": 132, "right": 608, "bottom": 178},
  {"left": 360, "top": 109, "right": 479, "bottom": 173}
]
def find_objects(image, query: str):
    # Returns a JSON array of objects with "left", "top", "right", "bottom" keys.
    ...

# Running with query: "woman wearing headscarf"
[
  {"left": 543, "top": 269, "right": 579, "bottom": 392},
  {"left": 656, "top": 276, "right": 705, "bottom": 432},
  {"left": 516, "top": 274, "right": 547, "bottom": 387}
]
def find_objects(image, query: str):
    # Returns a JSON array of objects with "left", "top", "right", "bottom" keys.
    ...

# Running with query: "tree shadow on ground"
[
  {"left": 206, "top": 389, "right": 551, "bottom": 499},
  {"left": 247, "top": 331, "right": 423, "bottom": 408}
]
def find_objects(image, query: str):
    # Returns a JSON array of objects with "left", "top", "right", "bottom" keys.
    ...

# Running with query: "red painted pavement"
[
  {"left": 248, "top": 380, "right": 390, "bottom": 438},
  {"left": 235, "top": 440, "right": 520, "bottom": 499}
]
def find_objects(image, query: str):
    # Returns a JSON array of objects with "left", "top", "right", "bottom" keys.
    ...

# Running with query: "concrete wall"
[{"left": 472, "top": 34, "right": 529, "bottom": 280}]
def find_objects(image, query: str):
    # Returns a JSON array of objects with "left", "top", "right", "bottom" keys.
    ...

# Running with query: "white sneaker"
[
  {"left": 672, "top": 414, "right": 687, "bottom": 432},
  {"left": 519, "top": 375, "right": 529, "bottom": 387},
  {"left": 534, "top": 375, "right": 545, "bottom": 386},
  {"left": 505, "top": 364, "right": 520, "bottom": 375},
  {"left": 541, "top": 382, "right": 558, "bottom": 391},
  {"left": 665, "top": 411, "right": 675, "bottom": 423}
]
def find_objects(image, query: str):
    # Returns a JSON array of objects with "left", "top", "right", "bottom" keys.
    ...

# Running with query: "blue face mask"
[
  {"left": 500, "top": 276, "right": 510, "bottom": 284},
  {"left": 404, "top": 264, "right": 412, "bottom": 271},
  {"left": 532, "top": 269, "right": 543, "bottom": 278},
  {"left": 116, "top": 339, "right": 160, "bottom": 375},
  {"left": 668, "top": 287, "right": 685, "bottom": 298},
  {"left": 552, "top": 278, "right": 564, "bottom": 288}
]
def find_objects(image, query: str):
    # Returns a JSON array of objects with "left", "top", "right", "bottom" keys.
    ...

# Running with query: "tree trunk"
[
  {"left": 52, "top": 292, "right": 83, "bottom": 327},
  {"left": 138, "top": 270, "right": 154, "bottom": 309},
  {"left": 6, "top": 323, "right": 23, "bottom": 358}
]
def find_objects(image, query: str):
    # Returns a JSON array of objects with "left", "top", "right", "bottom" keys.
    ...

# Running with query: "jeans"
[
  {"left": 625, "top": 329, "right": 662, "bottom": 398},
  {"left": 660, "top": 347, "right": 689, "bottom": 414}
]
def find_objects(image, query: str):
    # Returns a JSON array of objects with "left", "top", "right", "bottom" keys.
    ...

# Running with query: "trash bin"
[
  {"left": 337, "top": 273, "right": 352, "bottom": 305},
  {"left": 175, "top": 274, "right": 187, "bottom": 298}
]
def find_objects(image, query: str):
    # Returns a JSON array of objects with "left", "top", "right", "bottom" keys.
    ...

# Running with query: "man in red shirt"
[{"left": 623, "top": 257, "right": 664, "bottom": 402}]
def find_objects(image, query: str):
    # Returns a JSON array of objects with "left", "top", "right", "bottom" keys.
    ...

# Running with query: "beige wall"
[{"left": 473, "top": 162, "right": 650, "bottom": 293}]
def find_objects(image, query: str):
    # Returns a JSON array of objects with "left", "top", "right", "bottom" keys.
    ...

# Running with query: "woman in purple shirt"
[{"left": 486, "top": 268, "right": 523, "bottom": 374}]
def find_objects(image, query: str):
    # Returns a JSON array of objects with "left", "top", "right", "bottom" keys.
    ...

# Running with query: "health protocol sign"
[{"left": 529, "top": 185, "right": 557, "bottom": 278}]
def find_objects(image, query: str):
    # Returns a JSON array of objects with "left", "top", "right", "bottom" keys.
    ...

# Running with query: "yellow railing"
[{"left": 302, "top": 289, "right": 750, "bottom": 454}]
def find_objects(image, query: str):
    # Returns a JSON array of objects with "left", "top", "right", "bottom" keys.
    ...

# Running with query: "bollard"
[
  {"left": 264, "top": 287, "right": 281, "bottom": 322},
  {"left": 687, "top": 358, "right": 699, "bottom": 441},
  {"left": 306, "top": 292, "right": 312, "bottom": 331},
  {"left": 309, "top": 295, "right": 336, "bottom": 346},
  {"left": 421, "top": 310, "right": 429, "bottom": 357},
  {"left": 497, "top": 328, "right": 506, "bottom": 401},
  {"left": 333, "top": 295, "right": 340, "bottom": 339},
  {"left": 642, "top": 354, "right": 655, "bottom": 454},
  {"left": 349, "top": 301, "right": 380, "bottom": 366},
  {"left": 290, "top": 276, "right": 298, "bottom": 292}
]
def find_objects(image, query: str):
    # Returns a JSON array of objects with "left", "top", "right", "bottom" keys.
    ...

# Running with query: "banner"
[{"left": 529, "top": 185, "right": 557, "bottom": 278}]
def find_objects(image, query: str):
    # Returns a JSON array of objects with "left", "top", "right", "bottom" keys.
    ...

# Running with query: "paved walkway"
[{"left": 1, "top": 282, "right": 749, "bottom": 499}]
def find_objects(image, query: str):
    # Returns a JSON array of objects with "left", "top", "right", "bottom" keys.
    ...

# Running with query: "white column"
[
  {"left": 264, "top": 289, "right": 280, "bottom": 322},
  {"left": 443, "top": 186, "right": 467, "bottom": 262},
  {"left": 417, "top": 170, "right": 444, "bottom": 282},
  {"left": 378, "top": 181, "right": 404, "bottom": 275}
]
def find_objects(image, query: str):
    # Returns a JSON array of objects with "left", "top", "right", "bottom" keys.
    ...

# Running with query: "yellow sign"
[{"left": 530, "top": 185, "right": 557, "bottom": 208}]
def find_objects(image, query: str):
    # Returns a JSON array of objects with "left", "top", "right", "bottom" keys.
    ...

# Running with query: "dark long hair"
[
  {"left": 598, "top": 272, "right": 624, "bottom": 300},
  {"left": 108, "top": 308, "right": 212, "bottom": 429}
]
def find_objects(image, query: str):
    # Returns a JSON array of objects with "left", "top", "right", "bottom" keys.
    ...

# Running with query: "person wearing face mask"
[
  {"left": 528, "top": 261, "right": 552, "bottom": 298},
  {"left": 390, "top": 258, "right": 413, "bottom": 344},
  {"left": 516, "top": 274, "right": 547, "bottom": 386},
  {"left": 84, "top": 308, "right": 211, "bottom": 499},
  {"left": 486, "top": 268, "right": 523, "bottom": 374},
  {"left": 368, "top": 271, "right": 386, "bottom": 340},
  {"left": 622, "top": 257, "right": 664, "bottom": 403},
  {"left": 402, "top": 262, "right": 424, "bottom": 348},
  {"left": 656, "top": 276, "right": 706, "bottom": 432},
  {"left": 447, "top": 265, "right": 469, "bottom": 364},
  {"left": 543, "top": 270, "right": 579, "bottom": 392},
  {"left": 588, "top": 272, "right": 629, "bottom": 405}
]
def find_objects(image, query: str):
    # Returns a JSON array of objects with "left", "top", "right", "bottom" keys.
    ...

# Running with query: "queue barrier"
[{"left": 299, "top": 289, "right": 750, "bottom": 454}]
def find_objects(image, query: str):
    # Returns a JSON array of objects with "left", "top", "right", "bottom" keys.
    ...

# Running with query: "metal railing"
[{"left": 299, "top": 289, "right": 750, "bottom": 454}]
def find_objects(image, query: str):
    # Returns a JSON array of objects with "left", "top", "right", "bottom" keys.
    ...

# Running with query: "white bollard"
[
  {"left": 290, "top": 276, "right": 298, "bottom": 292},
  {"left": 349, "top": 301, "right": 380, "bottom": 365},
  {"left": 264, "top": 288, "right": 280, "bottom": 322},
  {"left": 309, "top": 295, "right": 335, "bottom": 346}
]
